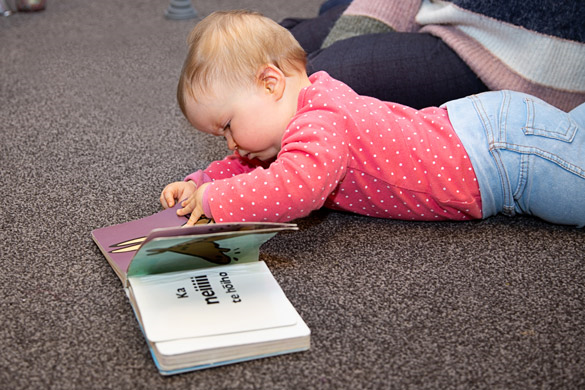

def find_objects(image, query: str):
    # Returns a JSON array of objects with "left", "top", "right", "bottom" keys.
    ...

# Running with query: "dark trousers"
[{"left": 282, "top": 5, "right": 488, "bottom": 109}]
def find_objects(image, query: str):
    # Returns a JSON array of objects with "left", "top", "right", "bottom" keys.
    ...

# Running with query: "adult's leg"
[
  {"left": 282, "top": 4, "right": 348, "bottom": 54},
  {"left": 307, "top": 32, "right": 488, "bottom": 108}
]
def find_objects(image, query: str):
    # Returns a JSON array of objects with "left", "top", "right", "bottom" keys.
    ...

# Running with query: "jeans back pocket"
[{"left": 523, "top": 97, "right": 578, "bottom": 142}]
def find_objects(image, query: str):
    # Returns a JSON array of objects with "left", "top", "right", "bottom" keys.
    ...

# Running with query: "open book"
[{"left": 91, "top": 205, "right": 310, "bottom": 375}]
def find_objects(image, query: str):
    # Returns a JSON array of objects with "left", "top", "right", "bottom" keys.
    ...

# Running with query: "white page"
[
  {"left": 128, "top": 262, "right": 298, "bottom": 342},
  {"left": 154, "top": 311, "right": 310, "bottom": 356}
]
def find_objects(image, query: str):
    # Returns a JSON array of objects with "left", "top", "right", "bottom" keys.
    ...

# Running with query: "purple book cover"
[{"left": 91, "top": 205, "right": 190, "bottom": 283}]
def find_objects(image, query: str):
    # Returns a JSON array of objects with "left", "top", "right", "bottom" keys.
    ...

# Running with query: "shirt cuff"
[
  {"left": 201, "top": 184, "right": 213, "bottom": 219},
  {"left": 184, "top": 170, "right": 214, "bottom": 219},
  {"left": 184, "top": 170, "right": 212, "bottom": 187}
]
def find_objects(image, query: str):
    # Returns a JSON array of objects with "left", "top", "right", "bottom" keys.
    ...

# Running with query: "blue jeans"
[{"left": 445, "top": 90, "right": 585, "bottom": 227}]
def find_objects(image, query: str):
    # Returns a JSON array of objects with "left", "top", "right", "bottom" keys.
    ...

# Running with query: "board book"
[{"left": 91, "top": 205, "right": 310, "bottom": 375}]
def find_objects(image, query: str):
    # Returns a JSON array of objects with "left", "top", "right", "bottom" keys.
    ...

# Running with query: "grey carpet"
[{"left": 1, "top": 1, "right": 584, "bottom": 389}]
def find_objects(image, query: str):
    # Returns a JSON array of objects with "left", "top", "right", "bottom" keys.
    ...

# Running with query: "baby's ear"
[{"left": 257, "top": 64, "right": 286, "bottom": 100}]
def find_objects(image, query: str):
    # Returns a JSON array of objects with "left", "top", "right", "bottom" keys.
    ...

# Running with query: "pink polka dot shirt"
[{"left": 185, "top": 71, "right": 482, "bottom": 223}]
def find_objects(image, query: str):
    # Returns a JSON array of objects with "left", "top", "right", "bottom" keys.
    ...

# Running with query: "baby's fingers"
[
  {"left": 160, "top": 192, "right": 174, "bottom": 209},
  {"left": 177, "top": 198, "right": 194, "bottom": 216},
  {"left": 160, "top": 184, "right": 179, "bottom": 208},
  {"left": 185, "top": 209, "right": 203, "bottom": 226}
]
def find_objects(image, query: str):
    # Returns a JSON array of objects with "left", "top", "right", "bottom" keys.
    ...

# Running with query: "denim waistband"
[{"left": 443, "top": 93, "right": 507, "bottom": 219}]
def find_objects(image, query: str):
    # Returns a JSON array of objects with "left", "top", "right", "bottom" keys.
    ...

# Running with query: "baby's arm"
[
  {"left": 194, "top": 152, "right": 265, "bottom": 182},
  {"left": 160, "top": 153, "right": 263, "bottom": 222}
]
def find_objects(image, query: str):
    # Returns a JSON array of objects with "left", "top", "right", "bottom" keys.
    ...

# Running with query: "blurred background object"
[
  {"left": 17, "top": 0, "right": 46, "bottom": 12},
  {"left": 1, "top": 0, "right": 14, "bottom": 16},
  {"left": 165, "top": 0, "right": 197, "bottom": 20}
]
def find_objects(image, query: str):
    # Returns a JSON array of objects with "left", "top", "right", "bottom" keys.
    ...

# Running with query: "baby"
[{"left": 161, "top": 10, "right": 585, "bottom": 228}]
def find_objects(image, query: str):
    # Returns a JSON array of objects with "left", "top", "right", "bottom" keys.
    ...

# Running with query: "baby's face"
[{"left": 183, "top": 81, "right": 290, "bottom": 162}]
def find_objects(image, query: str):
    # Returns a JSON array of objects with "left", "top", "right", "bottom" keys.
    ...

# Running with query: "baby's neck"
[
  {"left": 295, "top": 71, "right": 312, "bottom": 93},
  {"left": 283, "top": 71, "right": 312, "bottom": 116}
]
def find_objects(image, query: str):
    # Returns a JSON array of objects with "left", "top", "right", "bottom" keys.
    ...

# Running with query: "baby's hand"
[
  {"left": 160, "top": 181, "right": 197, "bottom": 209},
  {"left": 177, "top": 183, "right": 210, "bottom": 226}
]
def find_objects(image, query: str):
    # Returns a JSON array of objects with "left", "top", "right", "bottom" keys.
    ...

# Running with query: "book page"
[
  {"left": 154, "top": 313, "right": 309, "bottom": 357},
  {"left": 128, "top": 262, "right": 299, "bottom": 342},
  {"left": 127, "top": 230, "right": 281, "bottom": 277}
]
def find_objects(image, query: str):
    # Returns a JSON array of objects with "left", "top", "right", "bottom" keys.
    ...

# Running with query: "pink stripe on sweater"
[{"left": 421, "top": 24, "right": 585, "bottom": 111}]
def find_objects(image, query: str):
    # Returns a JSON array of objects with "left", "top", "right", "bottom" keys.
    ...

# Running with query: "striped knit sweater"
[{"left": 323, "top": 0, "right": 585, "bottom": 110}]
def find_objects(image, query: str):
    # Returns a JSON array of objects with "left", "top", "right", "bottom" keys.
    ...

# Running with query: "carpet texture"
[{"left": 1, "top": 1, "right": 584, "bottom": 389}]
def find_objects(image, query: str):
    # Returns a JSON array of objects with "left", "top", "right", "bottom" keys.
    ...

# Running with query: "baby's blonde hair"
[{"left": 177, "top": 10, "right": 307, "bottom": 116}]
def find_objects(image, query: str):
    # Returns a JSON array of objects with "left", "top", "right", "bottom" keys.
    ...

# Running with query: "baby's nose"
[
  {"left": 225, "top": 135, "right": 238, "bottom": 150},
  {"left": 227, "top": 139, "right": 238, "bottom": 150}
]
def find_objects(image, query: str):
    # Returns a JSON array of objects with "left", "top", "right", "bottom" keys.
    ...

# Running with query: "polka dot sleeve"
[{"left": 201, "top": 153, "right": 262, "bottom": 181}]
